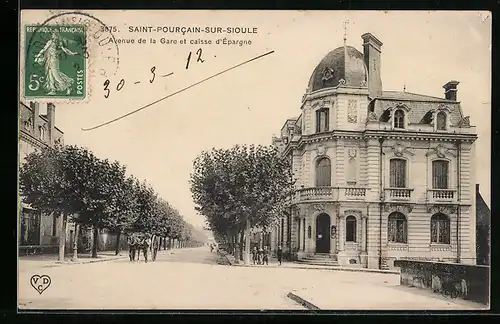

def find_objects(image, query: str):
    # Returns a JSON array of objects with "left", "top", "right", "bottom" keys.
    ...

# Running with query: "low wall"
[{"left": 394, "top": 260, "right": 489, "bottom": 305}]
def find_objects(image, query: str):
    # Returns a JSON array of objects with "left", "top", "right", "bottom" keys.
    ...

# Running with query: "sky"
[{"left": 21, "top": 10, "right": 491, "bottom": 229}]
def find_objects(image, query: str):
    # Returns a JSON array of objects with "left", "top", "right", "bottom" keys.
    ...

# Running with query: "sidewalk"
[
  {"left": 18, "top": 250, "right": 129, "bottom": 272},
  {"left": 287, "top": 283, "right": 488, "bottom": 310},
  {"left": 221, "top": 252, "right": 399, "bottom": 275}
]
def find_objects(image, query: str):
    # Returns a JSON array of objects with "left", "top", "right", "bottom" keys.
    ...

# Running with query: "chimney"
[
  {"left": 29, "top": 101, "right": 40, "bottom": 133},
  {"left": 47, "top": 103, "right": 56, "bottom": 145},
  {"left": 443, "top": 80, "right": 459, "bottom": 101},
  {"left": 361, "top": 33, "right": 383, "bottom": 99}
]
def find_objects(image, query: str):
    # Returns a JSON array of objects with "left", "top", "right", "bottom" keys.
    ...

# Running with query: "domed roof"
[{"left": 308, "top": 46, "right": 368, "bottom": 92}]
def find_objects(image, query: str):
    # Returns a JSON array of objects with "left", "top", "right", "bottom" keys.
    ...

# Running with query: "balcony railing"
[
  {"left": 296, "top": 187, "right": 334, "bottom": 201},
  {"left": 427, "top": 189, "right": 457, "bottom": 203},
  {"left": 340, "top": 187, "right": 367, "bottom": 201},
  {"left": 384, "top": 188, "right": 413, "bottom": 201},
  {"left": 293, "top": 186, "right": 368, "bottom": 203}
]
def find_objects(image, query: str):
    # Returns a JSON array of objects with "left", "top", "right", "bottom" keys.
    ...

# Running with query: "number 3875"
[{"left": 28, "top": 74, "right": 45, "bottom": 92}]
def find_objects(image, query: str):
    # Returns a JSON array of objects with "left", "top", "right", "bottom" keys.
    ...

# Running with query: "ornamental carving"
[
  {"left": 322, "top": 67, "right": 334, "bottom": 82},
  {"left": 316, "top": 144, "right": 326, "bottom": 156},
  {"left": 457, "top": 116, "right": 471, "bottom": 127},
  {"left": 392, "top": 143, "right": 414, "bottom": 157},
  {"left": 426, "top": 204, "right": 457, "bottom": 215},
  {"left": 360, "top": 80, "right": 367, "bottom": 87},
  {"left": 344, "top": 210, "right": 363, "bottom": 217},
  {"left": 366, "top": 111, "right": 378, "bottom": 123},
  {"left": 384, "top": 203, "right": 415, "bottom": 214},
  {"left": 437, "top": 104, "right": 452, "bottom": 113},
  {"left": 348, "top": 148, "right": 357, "bottom": 160},
  {"left": 23, "top": 117, "right": 33, "bottom": 131},
  {"left": 54, "top": 137, "right": 63, "bottom": 147},
  {"left": 347, "top": 100, "right": 358, "bottom": 123},
  {"left": 309, "top": 203, "right": 326, "bottom": 213},
  {"left": 338, "top": 79, "right": 346, "bottom": 86},
  {"left": 426, "top": 143, "right": 456, "bottom": 158}
]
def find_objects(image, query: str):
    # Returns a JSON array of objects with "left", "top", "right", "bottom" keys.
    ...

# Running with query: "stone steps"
[
  {"left": 296, "top": 260, "right": 339, "bottom": 266},
  {"left": 297, "top": 253, "right": 339, "bottom": 266}
]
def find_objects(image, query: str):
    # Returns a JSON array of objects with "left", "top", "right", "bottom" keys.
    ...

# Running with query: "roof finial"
[
  {"left": 343, "top": 20, "right": 349, "bottom": 45},
  {"left": 403, "top": 84, "right": 406, "bottom": 92},
  {"left": 343, "top": 20, "right": 349, "bottom": 84}
]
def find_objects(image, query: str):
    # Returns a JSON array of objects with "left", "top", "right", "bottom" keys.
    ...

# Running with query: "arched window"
[
  {"left": 307, "top": 226, "right": 312, "bottom": 239},
  {"left": 316, "top": 108, "right": 329, "bottom": 133},
  {"left": 431, "top": 213, "right": 450, "bottom": 244},
  {"left": 345, "top": 216, "right": 357, "bottom": 242},
  {"left": 436, "top": 111, "right": 447, "bottom": 130},
  {"left": 432, "top": 160, "right": 449, "bottom": 189},
  {"left": 315, "top": 157, "right": 331, "bottom": 187},
  {"left": 390, "top": 158, "right": 407, "bottom": 188},
  {"left": 394, "top": 109, "right": 405, "bottom": 129},
  {"left": 39, "top": 126, "right": 45, "bottom": 140},
  {"left": 388, "top": 212, "right": 407, "bottom": 243}
]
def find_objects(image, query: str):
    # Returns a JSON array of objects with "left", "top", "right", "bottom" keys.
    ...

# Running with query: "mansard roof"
[{"left": 375, "top": 91, "right": 465, "bottom": 126}]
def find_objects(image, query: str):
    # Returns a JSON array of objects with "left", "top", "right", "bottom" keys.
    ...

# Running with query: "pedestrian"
[
  {"left": 263, "top": 246, "right": 269, "bottom": 265},
  {"left": 139, "top": 234, "right": 151, "bottom": 263},
  {"left": 210, "top": 244, "right": 214, "bottom": 253},
  {"left": 277, "top": 245, "right": 283, "bottom": 266},
  {"left": 252, "top": 246, "right": 258, "bottom": 265},
  {"left": 258, "top": 247, "right": 264, "bottom": 265},
  {"left": 151, "top": 234, "right": 160, "bottom": 262},
  {"left": 127, "top": 233, "right": 139, "bottom": 262}
]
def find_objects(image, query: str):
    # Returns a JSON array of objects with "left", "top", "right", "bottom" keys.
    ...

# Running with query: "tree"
[
  {"left": 190, "top": 144, "right": 294, "bottom": 264},
  {"left": 131, "top": 181, "right": 159, "bottom": 234},
  {"left": 19, "top": 145, "right": 87, "bottom": 262},
  {"left": 70, "top": 150, "right": 129, "bottom": 258},
  {"left": 101, "top": 175, "right": 139, "bottom": 255}
]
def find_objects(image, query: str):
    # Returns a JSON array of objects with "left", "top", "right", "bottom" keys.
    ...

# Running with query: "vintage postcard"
[{"left": 18, "top": 10, "right": 491, "bottom": 311}]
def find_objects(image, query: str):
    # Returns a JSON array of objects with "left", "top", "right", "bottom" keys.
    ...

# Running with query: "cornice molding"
[
  {"left": 20, "top": 131, "right": 48, "bottom": 148},
  {"left": 288, "top": 130, "right": 476, "bottom": 152}
]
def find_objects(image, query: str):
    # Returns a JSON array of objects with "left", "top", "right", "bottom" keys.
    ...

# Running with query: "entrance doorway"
[{"left": 315, "top": 213, "right": 331, "bottom": 253}]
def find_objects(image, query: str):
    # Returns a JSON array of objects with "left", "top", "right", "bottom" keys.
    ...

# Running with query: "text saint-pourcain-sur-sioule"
[{"left": 269, "top": 32, "right": 477, "bottom": 270}]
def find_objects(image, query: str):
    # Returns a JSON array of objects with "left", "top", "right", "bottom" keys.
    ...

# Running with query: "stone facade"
[
  {"left": 19, "top": 101, "right": 66, "bottom": 252},
  {"left": 269, "top": 33, "right": 478, "bottom": 270}
]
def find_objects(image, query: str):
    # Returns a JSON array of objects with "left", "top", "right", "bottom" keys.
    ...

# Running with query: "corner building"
[
  {"left": 270, "top": 33, "right": 477, "bottom": 270},
  {"left": 19, "top": 101, "right": 66, "bottom": 254}
]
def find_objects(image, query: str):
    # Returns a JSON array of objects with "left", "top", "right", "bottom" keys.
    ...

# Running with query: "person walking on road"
[
  {"left": 258, "top": 247, "right": 264, "bottom": 265},
  {"left": 151, "top": 234, "right": 160, "bottom": 262},
  {"left": 252, "top": 246, "right": 258, "bottom": 265},
  {"left": 127, "top": 233, "right": 140, "bottom": 262},
  {"left": 277, "top": 246, "right": 283, "bottom": 266},
  {"left": 263, "top": 246, "right": 269, "bottom": 265}
]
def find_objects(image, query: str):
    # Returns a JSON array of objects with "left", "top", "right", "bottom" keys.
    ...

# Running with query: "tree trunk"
[
  {"left": 115, "top": 230, "right": 121, "bottom": 256},
  {"left": 58, "top": 213, "right": 68, "bottom": 262},
  {"left": 239, "top": 231, "right": 244, "bottom": 261},
  {"left": 163, "top": 237, "right": 167, "bottom": 250},
  {"left": 72, "top": 223, "right": 79, "bottom": 261},
  {"left": 234, "top": 227, "right": 240, "bottom": 264},
  {"left": 244, "top": 218, "right": 251, "bottom": 265},
  {"left": 92, "top": 226, "right": 99, "bottom": 258}
]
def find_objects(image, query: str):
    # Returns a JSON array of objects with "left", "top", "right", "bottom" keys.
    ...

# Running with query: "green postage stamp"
[{"left": 24, "top": 25, "right": 87, "bottom": 99}]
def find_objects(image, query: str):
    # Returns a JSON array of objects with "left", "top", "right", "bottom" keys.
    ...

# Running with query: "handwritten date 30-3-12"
[{"left": 102, "top": 48, "right": 205, "bottom": 98}]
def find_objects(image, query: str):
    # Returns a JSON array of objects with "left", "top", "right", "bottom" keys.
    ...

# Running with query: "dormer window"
[
  {"left": 39, "top": 126, "right": 45, "bottom": 140},
  {"left": 316, "top": 108, "right": 329, "bottom": 133},
  {"left": 436, "top": 111, "right": 447, "bottom": 130},
  {"left": 394, "top": 110, "right": 405, "bottom": 129}
]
